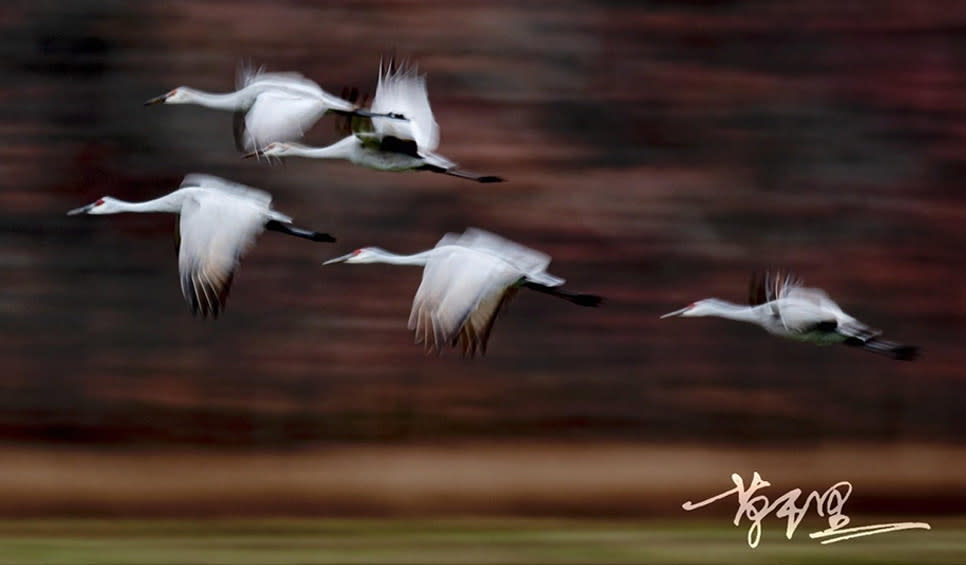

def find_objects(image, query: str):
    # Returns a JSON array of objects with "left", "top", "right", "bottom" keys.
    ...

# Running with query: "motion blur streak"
[{"left": 0, "top": 1, "right": 962, "bottom": 526}]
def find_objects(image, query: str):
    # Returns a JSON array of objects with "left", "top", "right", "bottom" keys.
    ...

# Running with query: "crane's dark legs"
[
  {"left": 417, "top": 164, "right": 504, "bottom": 183},
  {"left": 442, "top": 168, "right": 504, "bottom": 183},
  {"left": 522, "top": 281, "right": 603, "bottom": 307},
  {"left": 416, "top": 165, "right": 503, "bottom": 182},
  {"left": 264, "top": 220, "right": 336, "bottom": 242},
  {"left": 843, "top": 337, "right": 918, "bottom": 361},
  {"left": 330, "top": 108, "right": 406, "bottom": 120}
]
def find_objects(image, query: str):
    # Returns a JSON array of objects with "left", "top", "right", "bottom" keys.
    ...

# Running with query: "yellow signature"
[{"left": 682, "top": 472, "right": 931, "bottom": 548}]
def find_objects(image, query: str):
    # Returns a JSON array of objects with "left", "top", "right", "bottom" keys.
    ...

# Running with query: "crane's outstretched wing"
[
  {"left": 750, "top": 270, "right": 888, "bottom": 339},
  {"left": 453, "top": 285, "right": 519, "bottom": 357},
  {"left": 234, "top": 65, "right": 357, "bottom": 152},
  {"left": 176, "top": 177, "right": 280, "bottom": 317},
  {"left": 237, "top": 65, "right": 355, "bottom": 111},
  {"left": 453, "top": 228, "right": 556, "bottom": 281},
  {"left": 748, "top": 270, "right": 819, "bottom": 332},
  {"left": 748, "top": 270, "right": 803, "bottom": 306},
  {"left": 180, "top": 174, "right": 278, "bottom": 211},
  {"left": 408, "top": 247, "right": 522, "bottom": 356},
  {"left": 773, "top": 295, "right": 838, "bottom": 335},
  {"left": 237, "top": 64, "right": 312, "bottom": 91},
  {"left": 370, "top": 60, "right": 439, "bottom": 152},
  {"left": 239, "top": 90, "right": 329, "bottom": 152}
]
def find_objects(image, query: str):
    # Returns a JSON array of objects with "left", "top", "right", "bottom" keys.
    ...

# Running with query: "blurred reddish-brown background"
[{"left": 0, "top": 1, "right": 962, "bottom": 517}]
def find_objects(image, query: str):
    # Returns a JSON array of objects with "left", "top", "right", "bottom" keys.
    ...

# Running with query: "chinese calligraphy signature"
[{"left": 683, "top": 472, "right": 931, "bottom": 548}]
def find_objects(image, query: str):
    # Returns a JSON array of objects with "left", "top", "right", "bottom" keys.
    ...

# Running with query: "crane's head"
[
  {"left": 67, "top": 197, "right": 123, "bottom": 216},
  {"left": 660, "top": 299, "right": 722, "bottom": 319},
  {"left": 144, "top": 87, "right": 193, "bottom": 106},
  {"left": 323, "top": 247, "right": 389, "bottom": 265}
]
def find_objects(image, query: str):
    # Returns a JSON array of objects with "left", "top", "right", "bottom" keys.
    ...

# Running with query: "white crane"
[
  {"left": 67, "top": 174, "right": 335, "bottom": 318},
  {"left": 246, "top": 61, "right": 504, "bottom": 183},
  {"left": 145, "top": 64, "right": 403, "bottom": 153},
  {"left": 661, "top": 271, "right": 918, "bottom": 360},
  {"left": 323, "top": 228, "right": 601, "bottom": 356}
]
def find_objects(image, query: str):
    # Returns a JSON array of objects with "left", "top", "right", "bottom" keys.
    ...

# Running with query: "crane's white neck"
[
  {"left": 97, "top": 189, "right": 192, "bottom": 215},
  {"left": 363, "top": 248, "right": 436, "bottom": 266},
  {"left": 690, "top": 299, "right": 766, "bottom": 324},
  {"left": 286, "top": 137, "right": 361, "bottom": 160},
  {"left": 177, "top": 86, "right": 252, "bottom": 111}
]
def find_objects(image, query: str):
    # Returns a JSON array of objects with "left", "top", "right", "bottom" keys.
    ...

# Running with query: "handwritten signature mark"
[{"left": 682, "top": 472, "right": 931, "bottom": 548}]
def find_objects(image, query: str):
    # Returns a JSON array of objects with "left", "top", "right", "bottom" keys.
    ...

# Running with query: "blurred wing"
[
  {"left": 408, "top": 248, "right": 521, "bottom": 355},
  {"left": 748, "top": 270, "right": 803, "bottom": 305},
  {"left": 787, "top": 287, "right": 881, "bottom": 341},
  {"left": 758, "top": 272, "right": 873, "bottom": 338},
  {"left": 240, "top": 91, "right": 327, "bottom": 152},
  {"left": 408, "top": 248, "right": 457, "bottom": 352},
  {"left": 237, "top": 66, "right": 357, "bottom": 151},
  {"left": 238, "top": 66, "right": 338, "bottom": 104},
  {"left": 783, "top": 284, "right": 833, "bottom": 306},
  {"left": 235, "top": 61, "right": 262, "bottom": 90},
  {"left": 179, "top": 174, "right": 279, "bottom": 214},
  {"left": 454, "top": 228, "right": 554, "bottom": 279},
  {"left": 775, "top": 295, "right": 836, "bottom": 334},
  {"left": 176, "top": 189, "right": 273, "bottom": 318},
  {"left": 370, "top": 61, "right": 439, "bottom": 151},
  {"left": 454, "top": 286, "right": 519, "bottom": 357},
  {"left": 432, "top": 232, "right": 463, "bottom": 250},
  {"left": 240, "top": 69, "right": 316, "bottom": 90}
]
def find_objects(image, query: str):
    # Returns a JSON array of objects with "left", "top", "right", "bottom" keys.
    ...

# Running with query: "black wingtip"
[{"left": 477, "top": 175, "right": 505, "bottom": 183}]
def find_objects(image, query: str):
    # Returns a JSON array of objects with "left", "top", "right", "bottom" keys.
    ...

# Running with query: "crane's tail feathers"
[{"left": 844, "top": 337, "right": 919, "bottom": 361}]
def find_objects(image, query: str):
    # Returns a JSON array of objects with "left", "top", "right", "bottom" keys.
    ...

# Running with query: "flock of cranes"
[{"left": 69, "top": 60, "right": 918, "bottom": 360}]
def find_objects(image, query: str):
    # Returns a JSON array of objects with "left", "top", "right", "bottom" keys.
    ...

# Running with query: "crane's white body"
[
  {"left": 254, "top": 63, "right": 442, "bottom": 168},
  {"left": 324, "top": 228, "right": 567, "bottom": 355},
  {"left": 662, "top": 272, "right": 917, "bottom": 359},
  {"left": 148, "top": 66, "right": 359, "bottom": 152},
  {"left": 67, "top": 174, "right": 295, "bottom": 317},
  {"left": 253, "top": 63, "right": 500, "bottom": 182},
  {"left": 266, "top": 136, "right": 446, "bottom": 172},
  {"left": 670, "top": 297, "right": 860, "bottom": 345}
]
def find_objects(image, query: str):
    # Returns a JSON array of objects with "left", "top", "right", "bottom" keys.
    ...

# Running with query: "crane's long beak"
[
  {"left": 660, "top": 306, "right": 690, "bottom": 319},
  {"left": 67, "top": 203, "right": 95, "bottom": 216},
  {"left": 143, "top": 94, "right": 167, "bottom": 106},
  {"left": 241, "top": 150, "right": 261, "bottom": 159},
  {"left": 323, "top": 253, "right": 354, "bottom": 265}
]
